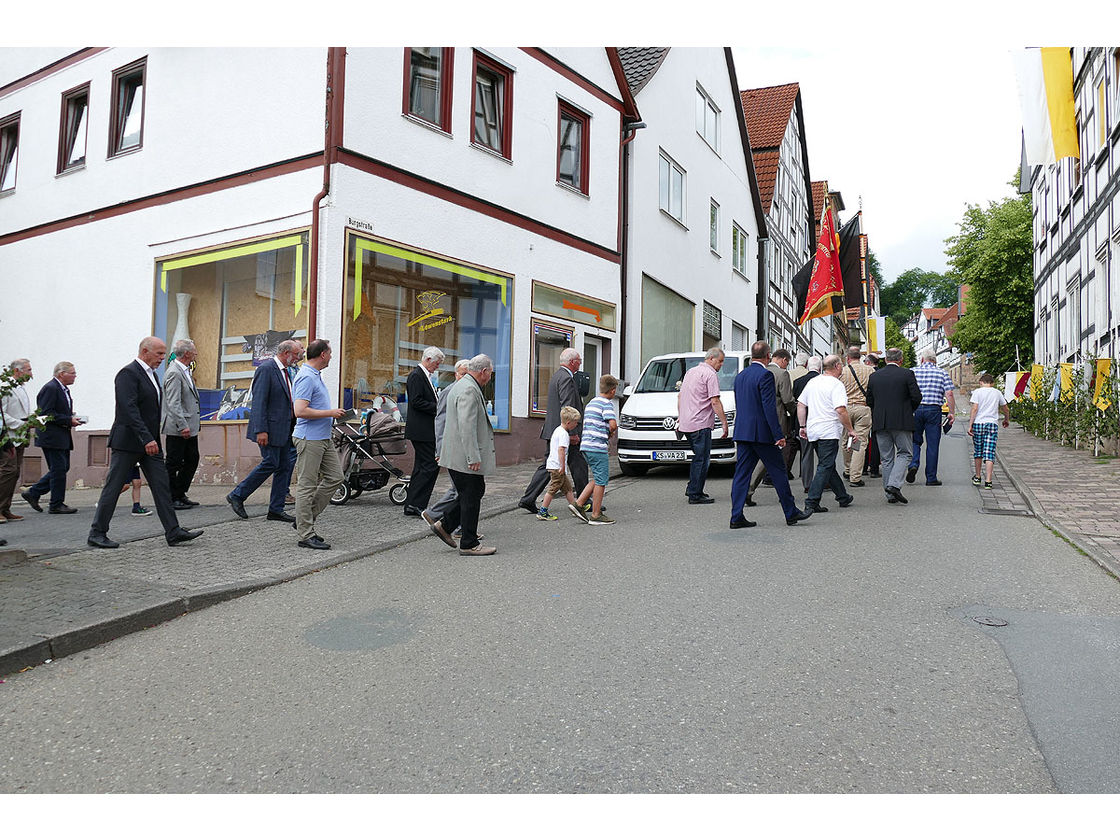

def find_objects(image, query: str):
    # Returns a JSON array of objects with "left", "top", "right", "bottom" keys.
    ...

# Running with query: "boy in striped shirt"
[{"left": 574, "top": 375, "right": 619, "bottom": 524}]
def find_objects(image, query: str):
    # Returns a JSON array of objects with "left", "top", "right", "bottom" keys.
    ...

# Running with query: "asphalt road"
[{"left": 3, "top": 432, "right": 1120, "bottom": 793}]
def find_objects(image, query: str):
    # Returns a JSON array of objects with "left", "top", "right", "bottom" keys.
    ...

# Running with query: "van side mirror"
[{"left": 623, "top": 384, "right": 633, "bottom": 397}]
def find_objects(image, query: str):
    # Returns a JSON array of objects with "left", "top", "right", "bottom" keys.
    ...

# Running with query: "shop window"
[
  {"left": 557, "top": 101, "right": 589, "bottom": 194},
  {"left": 404, "top": 47, "right": 453, "bottom": 131},
  {"left": 530, "top": 320, "right": 573, "bottom": 417},
  {"left": 57, "top": 83, "right": 89, "bottom": 173},
  {"left": 109, "top": 57, "right": 145, "bottom": 157},
  {"left": 471, "top": 51, "right": 513, "bottom": 158},
  {"left": 640, "top": 274, "right": 694, "bottom": 370},
  {"left": 155, "top": 232, "right": 310, "bottom": 421},
  {"left": 343, "top": 233, "right": 513, "bottom": 430},
  {"left": 0, "top": 112, "right": 18, "bottom": 193}
]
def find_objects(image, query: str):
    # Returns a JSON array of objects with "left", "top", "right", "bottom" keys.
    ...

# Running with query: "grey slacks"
[{"left": 875, "top": 429, "right": 914, "bottom": 496}]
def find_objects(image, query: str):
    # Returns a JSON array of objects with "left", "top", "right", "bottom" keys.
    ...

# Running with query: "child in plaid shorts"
[{"left": 968, "top": 373, "right": 1011, "bottom": 489}]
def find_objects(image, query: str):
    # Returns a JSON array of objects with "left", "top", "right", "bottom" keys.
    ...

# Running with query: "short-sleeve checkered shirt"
[{"left": 911, "top": 362, "right": 953, "bottom": 406}]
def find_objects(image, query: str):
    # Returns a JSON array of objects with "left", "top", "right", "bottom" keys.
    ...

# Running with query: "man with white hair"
[
  {"left": 907, "top": 347, "right": 956, "bottom": 486},
  {"left": 791, "top": 355, "right": 822, "bottom": 493},
  {"left": 0, "top": 358, "right": 33, "bottom": 522},
  {"left": 162, "top": 339, "right": 202, "bottom": 509},
  {"left": 519, "top": 346, "right": 589, "bottom": 514},
  {"left": 403, "top": 345, "right": 444, "bottom": 516},
  {"left": 430, "top": 354, "right": 497, "bottom": 556},
  {"left": 422, "top": 358, "right": 471, "bottom": 533},
  {"left": 23, "top": 361, "right": 84, "bottom": 514},
  {"left": 676, "top": 347, "right": 729, "bottom": 504}
]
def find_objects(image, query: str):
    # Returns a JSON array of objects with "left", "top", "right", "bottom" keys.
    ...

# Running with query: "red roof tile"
[{"left": 740, "top": 83, "right": 799, "bottom": 149}]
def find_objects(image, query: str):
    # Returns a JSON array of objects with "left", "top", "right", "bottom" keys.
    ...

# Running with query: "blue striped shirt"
[
  {"left": 581, "top": 397, "right": 616, "bottom": 453},
  {"left": 911, "top": 362, "right": 953, "bottom": 406}
]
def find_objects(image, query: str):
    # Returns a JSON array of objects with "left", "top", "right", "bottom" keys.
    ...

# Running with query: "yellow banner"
[
  {"left": 1059, "top": 362, "right": 1074, "bottom": 401},
  {"left": 1094, "top": 358, "right": 1112, "bottom": 410},
  {"left": 1031, "top": 363, "right": 1044, "bottom": 401}
]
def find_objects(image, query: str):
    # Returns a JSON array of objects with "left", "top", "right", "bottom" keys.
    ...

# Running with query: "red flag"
[
  {"left": 799, "top": 207, "right": 844, "bottom": 325},
  {"left": 1014, "top": 371, "right": 1030, "bottom": 398}
]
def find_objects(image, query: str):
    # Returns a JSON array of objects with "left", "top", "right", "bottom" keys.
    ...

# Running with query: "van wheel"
[{"left": 619, "top": 461, "right": 649, "bottom": 476}]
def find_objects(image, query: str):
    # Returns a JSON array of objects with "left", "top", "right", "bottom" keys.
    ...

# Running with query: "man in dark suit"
[
  {"left": 403, "top": 346, "right": 444, "bottom": 516},
  {"left": 728, "top": 341, "right": 812, "bottom": 529},
  {"left": 22, "top": 361, "right": 84, "bottom": 514},
  {"left": 866, "top": 346, "right": 923, "bottom": 505},
  {"left": 226, "top": 339, "right": 303, "bottom": 523},
  {"left": 518, "top": 347, "right": 588, "bottom": 514},
  {"left": 87, "top": 337, "right": 203, "bottom": 548},
  {"left": 746, "top": 347, "right": 796, "bottom": 506}
]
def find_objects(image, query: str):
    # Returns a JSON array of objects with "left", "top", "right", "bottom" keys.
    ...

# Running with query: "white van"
[{"left": 616, "top": 351, "right": 750, "bottom": 475}]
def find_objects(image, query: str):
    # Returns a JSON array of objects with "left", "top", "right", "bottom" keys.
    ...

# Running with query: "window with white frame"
[
  {"left": 695, "top": 84, "right": 719, "bottom": 153},
  {"left": 0, "top": 112, "right": 18, "bottom": 193},
  {"left": 57, "top": 83, "right": 89, "bottom": 173},
  {"left": 109, "top": 57, "right": 145, "bottom": 157},
  {"left": 658, "top": 151, "right": 685, "bottom": 223},
  {"left": 731, "top": 223, "right": 748, "bottom": 274},
  {"left": 709, "top": 199, "right": 720, "bottom": 253}
]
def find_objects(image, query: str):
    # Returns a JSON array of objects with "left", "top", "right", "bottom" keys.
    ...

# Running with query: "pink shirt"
[{"left": 677, "top": 362, "right": 721, "bottom": 433}]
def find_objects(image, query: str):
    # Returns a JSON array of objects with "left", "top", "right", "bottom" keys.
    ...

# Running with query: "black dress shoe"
[
  {"left": 298, "top": 535, "right": 331, "bottom": 550},
  {"left": 805, "top": 502, "right": 829, "bottom": 513},
  {"left": 786, "top": 509, "right": 813, "bottom": 525},
  {"left": 172, "top": 500, "right": 193, "bottom": 511},
  {"left": 267, "top": 510, "right": 296, "bottom": 523},
  {"left": 403, "top": 506, "right": 422, "bottom": 517},
  {"left": 179, "top": 497, "right": 200, "bottom": 507},
  {"left": 838, "top": 495, "right": 854, "bottom": 508},
  {"left": 886, "top": 486, "right": 908, "bottom": 504},
  {"left": 87, "top": 533, "right": 120, "bottom": 549},
  {"left": 49, "top": 504, "right": 77, "bottom": 514},
  {"left": 21, "top": 491, "right": 42, "bottom": 512},
  {"left": 167, "top": 527, "right": 202, "bottom": 546},
  {"left": 925, "top": 479, "right": 942, "bottom": 486},
  {"left": 744, "top": 496, "right": 758, "bottom": 507},
  {"left": 905, "top": 467, "right": 917, "bottom": 484},
  {"left": 848, "top": 480, "right": 865, "bottom": 487},
  {"left": 518, "top": 500, "right": 538, "bottom": 515},
  {"left": 227, "top": 493, "right": 248, "bottom": 519},
  {"left": 688, "top": 496, "right": 715, "bottom": 504},
  {"left": 729, "top": 516, "right": 757, "bottom": 529},
  {"left": 887, "top": 496, "right": 899, "bottom": 504}
]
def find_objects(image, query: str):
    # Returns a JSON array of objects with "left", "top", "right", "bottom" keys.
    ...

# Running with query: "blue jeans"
[
  {"left": 684, "top": 428, "right": 712, "bottom": 499},
  {"left": 909, "top": 405, "right": 943, "bottom": 481},
  {"left": 231, "top": 442, "right": 296, "bottom": 513},
  {"left": 806, "top": 438, "right": 852, "bottom": 505}
]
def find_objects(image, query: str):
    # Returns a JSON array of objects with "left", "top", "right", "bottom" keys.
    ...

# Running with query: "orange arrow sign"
[{"left": 562, "top": 299, "right": 601, "bottom": 323}]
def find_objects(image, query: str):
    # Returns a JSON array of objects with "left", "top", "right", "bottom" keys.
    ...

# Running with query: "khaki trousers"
[
  {"left": 842, "top": 403, "right": 872, "bottom": 479},
  {"left": 293, "top": 437, "right": 345, "bottom": 540}
]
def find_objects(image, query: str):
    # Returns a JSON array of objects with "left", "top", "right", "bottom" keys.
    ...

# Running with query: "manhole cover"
[{"left": 974, "top": 616, "right": 1009, "bottom": 627}]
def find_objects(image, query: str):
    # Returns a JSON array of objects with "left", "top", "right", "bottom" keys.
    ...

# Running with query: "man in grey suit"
[
  {"left": 422, "top": 358, "right": 470, "bottom": 532},
  {"left": 427, "top": 355, "right": 496, "bottom": 557},
  {"left": 162, "top": 339, "right": 202, "bottom": 510},
  {"left": 518, "top": 347, "right": 588, "bottom": 514}
]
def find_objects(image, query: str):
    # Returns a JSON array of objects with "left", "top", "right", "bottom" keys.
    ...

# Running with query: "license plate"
[{"left": 652, "top": 450, "right": 688, "bottom": 461}]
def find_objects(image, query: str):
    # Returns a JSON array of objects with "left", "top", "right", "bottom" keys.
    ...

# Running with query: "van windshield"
[{"left": 635, "top": 356, "right": 740, "bottom": 393}]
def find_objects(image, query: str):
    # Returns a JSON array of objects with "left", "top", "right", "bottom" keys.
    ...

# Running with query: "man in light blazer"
[
  {"left": 88, "top": 337, "right": 202, "bottom": 548},
  {"left": 23, "top": 361, "right": 84, "bottom": 514},
  {"left": 162, "top": 339, "right": 202, "bottom": 510},
  {"left": 403, "top": 346, "right": 444, "bottom": 516},
  {"left": 226, "top": 339, "right": 303, "bottom": 523},
  {"left": 518, "top": 347, "right": 588, "bottom": 514},
  {"left": 427, "top": 354, "right": 496, "bottom": 557},
  {"left": 422, "top": 358, "right": 470, "bottom": 531}
]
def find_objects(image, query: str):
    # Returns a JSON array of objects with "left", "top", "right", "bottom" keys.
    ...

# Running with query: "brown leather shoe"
[
  {"left": 459, "top": 545, "right": 496, "bottom": 556},
  {"left": 2, "top": 512, "right": 23, "bottom": 521}
]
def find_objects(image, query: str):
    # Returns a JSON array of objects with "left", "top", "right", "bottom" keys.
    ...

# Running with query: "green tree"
[
  {"left": 944, "top": 173, "right": 1033, "bottom": 374},
  {"left": 878, "top": 267, "right": 960, "bottom": 325},
  {"left": 883, "top": 317, "right": 916, "bottom": 368}
]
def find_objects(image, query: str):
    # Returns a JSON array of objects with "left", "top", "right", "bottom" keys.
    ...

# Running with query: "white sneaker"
[{"left": 568, "top": 503, "right": 590, "bottom": 523}]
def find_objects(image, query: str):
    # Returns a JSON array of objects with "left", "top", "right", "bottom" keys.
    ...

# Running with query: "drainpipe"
[
  {"left": 756, "top": 237, "right": 769, "bottom": 345},
  {"left": 308, "top": 47, "right": 345, "bottom": 343},
  {"left": 619, "top": 119, "right": 646, "bottom": 382}
]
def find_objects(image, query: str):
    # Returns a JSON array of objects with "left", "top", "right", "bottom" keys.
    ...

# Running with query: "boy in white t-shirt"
[
  {"left": 968, "top": 373, "right": 1010, "bottom": 489},
  {"left": 538, "top": 406, "right": 589, "bottom": 522}
]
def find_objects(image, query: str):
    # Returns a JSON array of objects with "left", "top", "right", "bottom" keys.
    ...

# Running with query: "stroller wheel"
[
  {"left": 389, "top": 483, "right": 409, "bottom": 505},
  {"left": 330, "top": 482, "right": 352, "bottom": 506}
]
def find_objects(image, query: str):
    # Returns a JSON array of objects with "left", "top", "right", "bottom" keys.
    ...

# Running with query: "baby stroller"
[{"left": 330, "top": 409, "right": 410, "bottom": 506}]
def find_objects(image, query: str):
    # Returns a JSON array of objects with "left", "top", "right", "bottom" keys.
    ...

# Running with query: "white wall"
[{"left": 623, "top": 47, "right": 762, "bottom": 377}]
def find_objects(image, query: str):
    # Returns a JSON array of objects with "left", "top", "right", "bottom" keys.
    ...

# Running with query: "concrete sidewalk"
[{"left": 0, "top": 461, "right": 553, "bottom": 676}]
